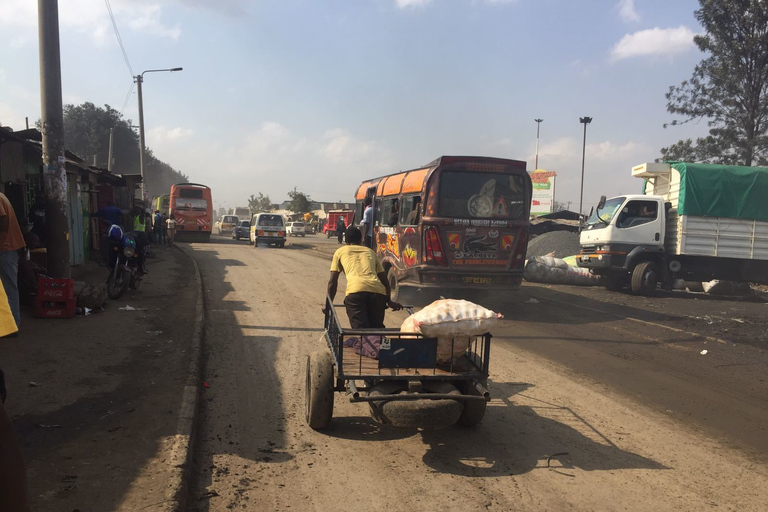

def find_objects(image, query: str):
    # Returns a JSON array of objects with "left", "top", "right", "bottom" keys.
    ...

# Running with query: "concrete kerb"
[{"left": 163, "top": 243, "right": 205, "bottom": 512}]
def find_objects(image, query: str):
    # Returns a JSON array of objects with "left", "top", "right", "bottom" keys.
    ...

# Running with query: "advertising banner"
[{"left": 529, "top": 169, "right": 557, "bottom": 216}]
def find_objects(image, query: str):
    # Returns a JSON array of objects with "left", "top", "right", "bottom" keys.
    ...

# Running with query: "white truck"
[{"left": 578, "top": 162, "right": 768, "bottom": 294}]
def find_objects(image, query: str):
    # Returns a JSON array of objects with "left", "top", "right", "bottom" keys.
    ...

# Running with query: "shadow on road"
[{"left": 419, "top": 379, "right": 667, "bottom": 477}]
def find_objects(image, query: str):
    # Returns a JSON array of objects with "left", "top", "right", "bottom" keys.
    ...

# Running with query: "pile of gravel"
[{"left": 526, "top": 231, "right": 580, "bottom": 259}]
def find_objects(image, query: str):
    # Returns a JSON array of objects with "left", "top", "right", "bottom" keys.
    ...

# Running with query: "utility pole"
[
  {"left": 37, "top": 0, "right": 70, "bottom": 278},
  {"left": 136, "top": 74, "right": 146, "bottom": 203},
  {"left": 579, "top": 116, "right": 593, "bottom": 218},
  {"left": 108, "top": 127, "right": 114, "bottom": 172},
  {"left": 534, "top": 118, "right": 543, "bottom": 169}
]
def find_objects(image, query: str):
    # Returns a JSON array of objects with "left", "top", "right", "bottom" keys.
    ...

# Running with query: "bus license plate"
[{"left": 463, "top": 277, "right": 492, "bottom": 284}]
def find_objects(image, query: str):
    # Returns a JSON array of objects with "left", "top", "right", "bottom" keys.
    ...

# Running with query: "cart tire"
[
  {"left": 458, "top": 380, "right": 487, "bottom": 427},
  {"left": 305, "top": 350, "right": 334, "bottom": 430},
  {"left": 369, "top": 381, "right": 463, "bottom": 429},
  {"left": 631, "top": 261, "right": 658, "bottom": 296}
]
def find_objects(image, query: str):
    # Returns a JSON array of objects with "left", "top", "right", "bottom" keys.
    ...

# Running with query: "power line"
[
  {"left": 104, "top": 0, "right": 134, "bottom": 77},
  {"left": 119, "top": 81, "right": 135, "bottom": 116}
]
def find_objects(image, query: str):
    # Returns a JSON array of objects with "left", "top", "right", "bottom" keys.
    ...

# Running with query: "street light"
[
  {"left": 534, "top": 118, "right": 543, "bottom": 169},
  {"left": 579, "top": 116, "right": 593, "bottom": 219},
  {"left": 135, "top": 67, "right": 183, "bottom": 203}
]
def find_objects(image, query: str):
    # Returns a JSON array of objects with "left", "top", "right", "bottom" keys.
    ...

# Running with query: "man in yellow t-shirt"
[{"left": 326, "top": 226, "right": 402, "bottom": 328}]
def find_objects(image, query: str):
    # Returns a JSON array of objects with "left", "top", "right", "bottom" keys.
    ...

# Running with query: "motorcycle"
[{"left": 105, "top": 226, "right": 144, "bottom": 300}]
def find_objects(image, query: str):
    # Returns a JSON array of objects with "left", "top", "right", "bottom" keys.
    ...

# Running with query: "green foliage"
[
  {"left": 664, "top": 0, "right": 768, "bottom": 166},
  {"left": 287, "top": 187, "right": 312, "bottom": 213},
  {"left": 248, "top": 193, "right": 272, "bottom": 212},
  {"left": 61, "top": 102, "right": 188, "bottom": 197}
]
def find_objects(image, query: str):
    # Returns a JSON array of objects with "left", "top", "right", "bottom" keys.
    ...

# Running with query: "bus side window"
[
  {"left": 400, "top": 195, "right": 421, "bottom": 226},
  {"left": 381, "top": 198, "right": 398, "bottom": 227}
]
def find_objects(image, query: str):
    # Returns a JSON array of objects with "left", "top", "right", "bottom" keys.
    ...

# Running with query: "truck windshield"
[{"left": 585, "top": 197, "right": 625, "bottom": 229}]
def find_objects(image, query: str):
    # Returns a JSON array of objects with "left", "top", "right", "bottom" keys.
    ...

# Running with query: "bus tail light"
[
  {"left": 424, "top": 226, "right": 448, "bottom": 266},
  {"left": 512, "top": 230, "right": 528, "bottom": 269}
]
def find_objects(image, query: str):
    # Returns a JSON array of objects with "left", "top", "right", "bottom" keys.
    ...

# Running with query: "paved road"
[{"left": 187, "top": 234, "right": 768, "bottom": 511}]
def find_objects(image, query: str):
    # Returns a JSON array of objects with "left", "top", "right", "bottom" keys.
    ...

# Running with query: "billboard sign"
[{"left": 529, "top": 169, "right": 557, "bottom": 216}]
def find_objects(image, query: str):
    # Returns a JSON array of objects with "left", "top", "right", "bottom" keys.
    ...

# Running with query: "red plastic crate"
[
  {"left": 37, "top": 278, "right": 75, "bottom": 301},
  {"left": 34, "top": 298, "right": 77, "bottom": 319}
]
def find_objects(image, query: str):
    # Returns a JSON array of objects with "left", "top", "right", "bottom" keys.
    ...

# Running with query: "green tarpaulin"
[{"left": 670, "top": 162, "right": 768, "bottom": 222}]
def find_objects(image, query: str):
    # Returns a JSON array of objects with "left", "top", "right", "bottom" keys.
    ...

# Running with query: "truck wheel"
[
  {"left": 631, "top": 261, "right": 659, "bottom": 295},
  {"left": 458, "top": 380, "right": 487, "bottom": 427},
  {"left": 604, "top": 273, "right": 627, "bottom": 292},
  {"left": 387, "top": 267, "right": 400, "bottom": 302},
  {"left": 305, "top": 350, "right": 335, "bottom": 430},
  {"left": 369, "top": 381, "right": 463, "bottom": 429}
]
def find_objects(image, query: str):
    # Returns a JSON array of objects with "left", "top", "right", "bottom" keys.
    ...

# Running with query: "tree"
[
  {"left": 59, "top": 102, "right": 189, "bottom": 198},
  {"left": 663, "top": 0, "right": 768, "bottom": 166},
  {"left": 248, "top": 193, "right": 272, "bottom": 212},
  {"left": 287, "top": 187, "right": 312, "bottom": 213}
]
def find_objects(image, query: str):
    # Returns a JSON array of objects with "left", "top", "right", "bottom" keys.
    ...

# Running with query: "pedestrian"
[
  {"left": 336, "top": 217, "right": 346, "bottom": 244},
  {"left": 166, "top": 214, "right": 177, "bottom": 246},
  {"left": 0, "top": 192, "right": 25, "bottom": 330},
  {"left": 161, "top": 212, "right": 168, "bottom": 245},
  {"left": 132, "top": 210, "right": 149, "bottom": 274},
  {"left": 360, "top": 196, "right": 373, "bottom": 248},
  {"left": 26, "top": 196, "right": 46, "bottom": 246},
  {"left": 324, "top": 226, "right": 401, "bottom": 329},
  {"left": 153, "top": 210, "right": 163, "bottom": 244}
]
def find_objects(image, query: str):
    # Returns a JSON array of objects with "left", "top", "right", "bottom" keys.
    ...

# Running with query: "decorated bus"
[{"left": 355, "top": 155, "right": 532, "bottom": 299}]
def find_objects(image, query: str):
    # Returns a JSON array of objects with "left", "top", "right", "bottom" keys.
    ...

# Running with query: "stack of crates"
[{"left": 34, "top": 278, "right": 76, "bottom": 319}]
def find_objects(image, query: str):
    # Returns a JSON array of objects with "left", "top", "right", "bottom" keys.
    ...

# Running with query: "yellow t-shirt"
[{"left": 330, "top": 245, "right": 386, "bottom": 296}]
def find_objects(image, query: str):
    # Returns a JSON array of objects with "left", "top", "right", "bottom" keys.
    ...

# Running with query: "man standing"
[
  {"left": 325, "top": 226, "right": 401, "bottom": 329},
  {"left": 0, "top": 192, "right": 25, "bottom": 329},
  {"left": 336, "top": 217, "right": 346, "bottom": 244},
  {"left": 153, "top": 210, "right": 164, "bottom": 244},
  {"left": 360, "top": 196, "right": 373, "bottom": 248}
]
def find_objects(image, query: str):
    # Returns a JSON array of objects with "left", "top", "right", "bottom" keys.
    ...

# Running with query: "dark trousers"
[
  {"left": 337, "top": 229, "right": 344, "bottom": 244},
  {"left": 344, "top": 292, "right": 387, "bottom": 329}
]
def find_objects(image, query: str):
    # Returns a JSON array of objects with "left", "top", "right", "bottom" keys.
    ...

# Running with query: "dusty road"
[{"left": 185, "top": 234, "right": 768, "bottom": 511}]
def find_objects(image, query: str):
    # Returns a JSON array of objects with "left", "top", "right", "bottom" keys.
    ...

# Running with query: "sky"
[{"left": 0, "top": 0, "right": 710, "bottom": 213}]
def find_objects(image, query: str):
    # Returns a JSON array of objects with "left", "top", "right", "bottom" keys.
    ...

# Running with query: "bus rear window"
[
  {"left": 438, "top": 171, "right": 527, "bottom": 219},
  {"left": 179, "top": 189, "right": 204, "bottom": 199},
  {"left": 175, "top": 198, "right": 207, "bottom": 210}
]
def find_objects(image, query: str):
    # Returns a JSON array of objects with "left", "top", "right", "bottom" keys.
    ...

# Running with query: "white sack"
[{"left": 407, "top": 299, "right": 501, "bottom": 338}]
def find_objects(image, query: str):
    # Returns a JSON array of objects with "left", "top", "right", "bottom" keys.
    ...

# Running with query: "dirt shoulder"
[{"left": 0, "top": 244, "right": 198, "bottom": 511}]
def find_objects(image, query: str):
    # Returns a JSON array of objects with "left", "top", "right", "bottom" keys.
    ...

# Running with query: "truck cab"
[{"left": 579, "top": 194, "right": 667, "bottom": 293}]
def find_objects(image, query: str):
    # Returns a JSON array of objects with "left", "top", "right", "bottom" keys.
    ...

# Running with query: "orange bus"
[
  {"left": 355, "top": 155, "right": 532, "bottom": 299},
  {"left": 169, "top": 183, "right": 213, "bottom": 242}
]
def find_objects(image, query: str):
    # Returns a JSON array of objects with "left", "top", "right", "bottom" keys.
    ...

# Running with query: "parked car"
[
  {"left": 232, "top": 220, "right": 250, "bottom": 241},
  {"left": 216, "top": 215, "right": 238, "bottom": 234},
  {"left": 287, "top": 221, "right": 306, "bottom": 237}
]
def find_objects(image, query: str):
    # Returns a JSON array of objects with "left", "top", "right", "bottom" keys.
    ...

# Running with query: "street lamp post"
[
  {"left": 135, "top": 67, "right": 182, "bottom": 203},
  {"left": 579, "top": 116, "right": 593, "bottom": 219},
  {"left": 534, "top": 118, "right": 543, "bottom": 169}
]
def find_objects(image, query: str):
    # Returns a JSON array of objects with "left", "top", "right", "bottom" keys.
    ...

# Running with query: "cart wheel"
[
  {"left": 369, "top": 381, "right": 462, "bottom": 429},
  {"left": 458, "top": 380, "right": 487, "bottom": 427},
  {"left": 305, "top": 350, "right": 334, "bottom": 430}
]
